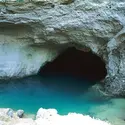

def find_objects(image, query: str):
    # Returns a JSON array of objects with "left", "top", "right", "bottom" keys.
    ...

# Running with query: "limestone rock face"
[
  {"left": 0, "top": 0, "right": 125, "bottom": 95},
  {"left": 105, "top": 28, "right": 125, "bottom": 96}
]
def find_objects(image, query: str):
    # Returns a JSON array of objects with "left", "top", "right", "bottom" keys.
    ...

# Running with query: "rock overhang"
[{"left": 0, "top": 0, "right": 125, "bottom": 95}]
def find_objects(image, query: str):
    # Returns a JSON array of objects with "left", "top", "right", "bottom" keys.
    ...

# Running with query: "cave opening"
[{"left": 39, "top": 47, "right": 107, "bottom": 82}]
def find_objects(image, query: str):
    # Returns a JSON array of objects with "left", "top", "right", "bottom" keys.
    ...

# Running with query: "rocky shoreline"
[{"left": 0, "top": 108, "right": 111, "bottom": 125}]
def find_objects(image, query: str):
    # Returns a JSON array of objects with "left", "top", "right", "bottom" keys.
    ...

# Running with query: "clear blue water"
[{"left": 0, "top": 74, "right": 109, "bottom": 116}]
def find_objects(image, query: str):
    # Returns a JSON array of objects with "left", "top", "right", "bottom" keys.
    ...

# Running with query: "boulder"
[
  {"left": 6, "top": 109, "right": 13, "bottom": 118},
  {"left": 17, "top": 110, "right": 24, "bottom": 118},
  {"left": 36, "top": 108, "right": 58, "bottom": 119}
]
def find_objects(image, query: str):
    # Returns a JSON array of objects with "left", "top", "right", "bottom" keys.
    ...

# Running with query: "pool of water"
[
  {"left": 0, "top": 74, "right": 107, "bottom": 114},
  {"left": 0, "top": 74, "right": 125, "bottom": 125}
]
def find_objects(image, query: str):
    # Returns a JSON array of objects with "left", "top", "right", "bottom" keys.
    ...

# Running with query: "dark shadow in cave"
[{"left": 39, "top": 47, "right": 107, "bottom": 83}]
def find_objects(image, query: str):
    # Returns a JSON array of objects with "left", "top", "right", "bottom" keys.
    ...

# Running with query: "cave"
[{"left": 39, "top": 47, "right": 107, "bottom": 82}]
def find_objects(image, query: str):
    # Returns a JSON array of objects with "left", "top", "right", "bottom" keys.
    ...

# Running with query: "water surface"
[{"left": 0, "top": 74, "right": 125, "bottom": 125}]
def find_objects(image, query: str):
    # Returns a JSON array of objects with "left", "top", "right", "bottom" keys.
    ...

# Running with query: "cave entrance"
[{"left": 39, "top": 47, "right": 107, "bottom": 82}]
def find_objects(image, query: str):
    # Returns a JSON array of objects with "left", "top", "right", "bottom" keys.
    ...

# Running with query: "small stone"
[
  {"left": 6, "top": 109, "right": 13, "bottom": 118},
  {"left": 17, "top": 110, "right": 24, "bottom": 118}
]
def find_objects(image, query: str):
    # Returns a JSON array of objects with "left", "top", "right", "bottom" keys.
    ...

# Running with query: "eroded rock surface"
[{"left": 0, "top": 0, "right": 125, "bottom": 95}]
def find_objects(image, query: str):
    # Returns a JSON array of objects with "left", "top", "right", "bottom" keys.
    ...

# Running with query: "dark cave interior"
[{"left": 39, "top": 47, "right": 107, "bottom": 82}]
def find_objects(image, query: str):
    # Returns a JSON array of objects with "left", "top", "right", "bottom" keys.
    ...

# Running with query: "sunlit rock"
[
  {"left": 36, "top": 108, "right": 58, "bottom": 119},
  {"left": 0, "top": 108, "right": 111, "bottom": 125},
  {"left": 35, "top": 108, "right": 111, "bottom": 125}
]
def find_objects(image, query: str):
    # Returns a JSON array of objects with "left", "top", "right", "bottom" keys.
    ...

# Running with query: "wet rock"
[
  {"left": 17, "top": 110, "right": 24, "bottom": 118},
  {"left": 6, "top": 109, "right": 13, "bottom": 118}
]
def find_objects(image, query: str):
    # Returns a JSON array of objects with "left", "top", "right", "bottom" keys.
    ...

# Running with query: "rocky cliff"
[{"left": 0, "top": 0, "right": 125, "bottom": 96}]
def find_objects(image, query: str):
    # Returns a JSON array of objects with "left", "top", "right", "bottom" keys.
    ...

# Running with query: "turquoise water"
[
  {"left": 0, "top": 74, "right": 109, "bottom": 115},
  {"left": 0, "top": 74, "right": 125, "bottom": 125}
]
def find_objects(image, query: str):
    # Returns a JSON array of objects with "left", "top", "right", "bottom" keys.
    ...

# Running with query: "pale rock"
[
  {"left": 36, "top": 108, "right": 58, "bottom": 119},
  {"left": 17, "top": 110, "right": 24, "bottom": 118},
  {"left": 7, "top": 109, "right": 13, "bottom": 118},
  {"left": 35, "top": 108, "right": 111, "bottom": 125},
  {"left": 0, "top": 0, "right": 125, "bottom": 95},
  {"left": 0, "top": 108, "right": 111, "bottom": 125}
]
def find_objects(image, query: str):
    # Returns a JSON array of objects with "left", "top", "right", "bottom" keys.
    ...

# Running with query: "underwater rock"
[
  {"left": 17, "top": 110, "right": 24, "bottom": 118},
  {"left": 89, "top": 98, "right": 125, "bottom": 125}
]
